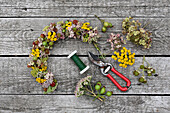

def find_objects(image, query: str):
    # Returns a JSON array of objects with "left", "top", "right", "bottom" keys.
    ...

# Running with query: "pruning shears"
[{"left": 88, "top": 52, "right": 131, "bottom": 91}]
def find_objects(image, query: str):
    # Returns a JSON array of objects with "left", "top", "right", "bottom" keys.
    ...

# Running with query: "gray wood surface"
[
  {"left": 0, "top": 18, "right": 169, "bottom": 55},
  {"left": 0, "top": 57, "right": 169, "bottom": 94},
  {"left": 0, "top": 0, "right": 169, "bottom": 113},
  {"left": 0, "top": 95, "right": 169, "bottom": 113}
]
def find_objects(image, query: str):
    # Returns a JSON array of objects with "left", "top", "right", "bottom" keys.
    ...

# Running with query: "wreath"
[
  {"left": 27, "top": 17, "right": 155, "bottom": 97},
  {"left": 27, "top": 20, "right": 101, "bottom": 94}
]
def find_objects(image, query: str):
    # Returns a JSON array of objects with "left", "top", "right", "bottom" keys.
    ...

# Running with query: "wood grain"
[
  {"left": 0, "top": 57, "right": 169, "bottom": 94},
  {"left": 0, "top": 6, "right": 169, "bottom": 18},
  {"left": 0, "top": 18, "right": 169, "bottom": 55},
  {"left": 0, "top": 0, "right": 169, "bottom": 112},
  {"left": 0, "top": 0, "right": 169, "bottom": 7},
  {"left": 0, "top": 95, "right": 169, "bottom": 113}
]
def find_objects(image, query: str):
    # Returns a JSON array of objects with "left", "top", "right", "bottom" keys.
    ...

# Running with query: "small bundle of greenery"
[
  {"left": 75, "top": 76, "right": 113, "bottom": 102},
  {"left": 122, "top": 17, "right": 152, "bottom": 49},
  {"left": 133, "top": 56, "right": 157, "bottom": 83}
]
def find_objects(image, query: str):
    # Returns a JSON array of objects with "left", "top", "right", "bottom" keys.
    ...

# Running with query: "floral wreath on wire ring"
[{"left": 27, "top": 20, "right": 102, "bottom": 94}]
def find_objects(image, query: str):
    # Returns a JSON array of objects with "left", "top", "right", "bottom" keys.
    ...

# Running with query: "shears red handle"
[
  {"left": 106, "top": 67, "right": 131, "bottom": 91},
  {"left": 88, "top": 51, "right": 131, "bottom": 92}
]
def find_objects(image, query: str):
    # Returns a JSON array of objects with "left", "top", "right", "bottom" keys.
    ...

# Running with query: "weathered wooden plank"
[
  {"left": 0, "top": 0, "right": 169, "bottom": 7},
  {"left": 0, "top": 57, "right": 169, "bottom": 94},
  {"left": 0, "top": 95, "right": 169, "bottom": 113},
  {"left": 0, "top": 18, "right": 169, "bottom": 55},
  {"left": 0, "top": 6, "right": 169, "bottom": 18}
]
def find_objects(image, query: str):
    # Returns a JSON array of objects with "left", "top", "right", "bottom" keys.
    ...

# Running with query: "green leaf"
[
  {"left": 42, "top": 57, "right": 48, "bottom": 62},
  {"left": 42, "top": 26, "right": 49, "bottom": 31},
  {"left": 31, "top": 68, "right": 39, "bottom": 77},
  {"left": 43, "top": 83, "right": 58, "bottom": 94},
  {"left": 57, "top": 21, "right": 63, "bottom": 25}
]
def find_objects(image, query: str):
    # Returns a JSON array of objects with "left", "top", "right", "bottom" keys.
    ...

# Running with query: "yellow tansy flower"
[
  {"left": 132, "top": 59, "right": 135, "bottom": 62},
  {"left": 31, "top": 67, "right": 35, "bottom": 70},
  {"left": 111, "top": 55, "right": 116, "bottom": 59},
  {"left": 48, "top": 31, "right": 52, "bottom": 36},
  {"left": 66, "top": 22, "right": 72, "bottom": 29},
  {"left": 121, "top": 60, "right": 124, "bottom": 63},
  {"left": 36, "top": 78, "right": 46, "bottom": 83},
  {"left": 121, "top": 54, "right": 124, "bottom": 57},
  {"left": 31, "top": 49, "right": 40, "bottom": 57},
  {"left": 81, "top": 22, "right": 90, "bottom": 30},
  {"left": 39, "top": 66, "right": 47, "bottom": 72},
  {"left": 114, "top": 58, "right": 117, "bottom": 60},
  {"left": 120, "top": 56, "right": 123, "bottom": 60},
  {"left": 119, "top": 64, "right": 123, "bottom": 67},
  {"left": 118, "top": 59, "right": 121, "bottom": 62},
  {"left": 54, "top": 38, "right": 57, "bottom": 41},
  {"left": 121, "top": 49, "right": 124, "bottom": 53}
]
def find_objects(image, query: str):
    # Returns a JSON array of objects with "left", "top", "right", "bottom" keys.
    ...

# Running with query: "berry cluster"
[
  {"left": 95, "top": 81, "right": 113, "bottom": 97},
  {"left": 133, "top": 56, "right": 157, "bottom": 83},
  {"left": 75, "top": 76, "right": 112, "bottom": 102},
  {"left": 111, "top": 47, "right": 135, "bottom": 68},
  {"left": 95, "top": 15, "right": 113, "bottom": 32}
]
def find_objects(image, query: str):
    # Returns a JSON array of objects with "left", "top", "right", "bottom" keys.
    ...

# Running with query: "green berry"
[
  {"left": 108, "top": 23, "right": 113, "bottom": 27},
  {"left": 72, "top": 27, "right": 77, "bottom": 32},
  {"left": 89, "top": 26, "right": 93, "bottom": 29},
  {"left": 139, "top": 77, "right": 144, "bottom": 83},
  {"left": 95, "top": 85, "right": 101, "bottom": 91},
  {"left": 104, "top": 22, "right": 109, "bottom": 27},
  {"left": 49, "top": 41, "right": 54, "bottom": 46},
  {"left": 61, "top": 24, "right": 66, "bottom": 28},
  {"left": 133, "top": 70, "right": 140, "bottom": 76},
  {"left": 33, "top": 56, "right": 38, "bottom": 61},
  {"left": 143, "top": 80, "right": 147, "bottom": 84},
  {"left": 147, "top": 70, "right": 152, "bottom": 74},
  {"left": 96, "top": 81, "right": 102, "bottom": 87},
  {"left": 140, "top": 65, "right": 144, "bottom": 69},
  {"left": 102, "top": 27, "right": 107, "bottom": 32},
  {"left": 147, "top": 73, "right": 152, "bottom": 76},
  {"left": 100, "top": 87, "right": 106, "bottom": 94},
  {"left": 65, "top": 21, "right": 69, "bottom": 24},
  {"left": 151, "top": 69, "right": 155, "bottom": 73},
  {"left": 62, "top": 29, "right": 66, "bottom": 33},
  {"left": 106, "top": 91, "right": 112, "bottom": 97},
  {"left": 42, "top": 41, "right": 48, "bottom": 47}
]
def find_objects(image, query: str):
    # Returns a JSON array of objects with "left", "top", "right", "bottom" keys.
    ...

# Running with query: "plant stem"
[
  {"left": 143, "top": 55, "right": 150, "bottom": 66},
  {"left": 142, "top": 56, "right": 145, "bottom": 77},
  {"left": 93, "top": 42, "right": 105, "bottom": 59},
  {"left": 143, "top": 22, "right": 150, "bottom": 29},
  {"left": 94, "top": 15, "right": 104, "bottom": 24},
  {"left": 85, "top": 87, "right": 103, "bottom": 102},
  {"left": 84, "top": 93, "right": 95, "bottom": 97},
  {"left": 88, "top": 82, "right": 94, "bottom": 93}
]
